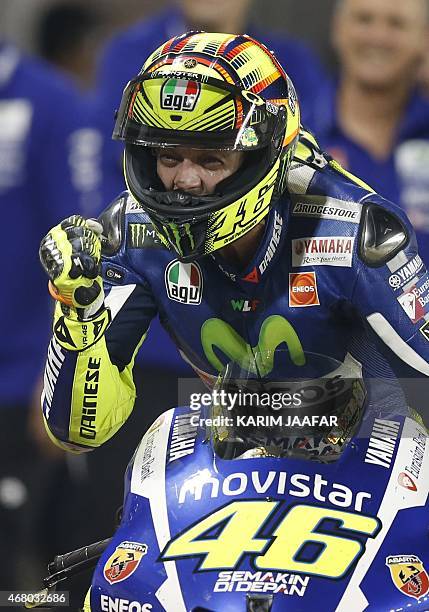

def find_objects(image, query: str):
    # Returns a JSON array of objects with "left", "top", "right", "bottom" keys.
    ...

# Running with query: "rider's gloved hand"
[
  {"left": 40, "top": 215, "right": 104, "bottom": 312},
  {"left": 40, "top": 215, "right": 110, "bottom": 351}
]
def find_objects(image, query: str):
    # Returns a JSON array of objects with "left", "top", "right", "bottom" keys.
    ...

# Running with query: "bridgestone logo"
[{"left": 292, "top": 200, "right": 361, "bottom": 223}]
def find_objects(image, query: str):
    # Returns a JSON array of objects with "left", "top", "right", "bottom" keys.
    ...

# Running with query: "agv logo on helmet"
[{"left": 161, "top": 78, "right": 201, "bottom": 112}]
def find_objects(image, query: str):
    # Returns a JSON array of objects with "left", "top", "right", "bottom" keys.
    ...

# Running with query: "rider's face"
[{"left": 155, "top": 147, "right": 244, "bottom": 196}]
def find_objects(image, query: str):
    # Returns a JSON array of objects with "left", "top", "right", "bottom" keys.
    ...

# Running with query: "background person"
[
  {"left": 0, "top": 39, "right": 102, "bottom": 592},
  {"left": 36, "top": 2, "right": 104, "bottom": 91},
  {"left": 310, "top": 0, "right": 429, "bottom": 264}
]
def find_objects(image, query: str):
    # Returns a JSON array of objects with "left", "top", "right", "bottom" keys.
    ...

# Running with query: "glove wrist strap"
[{"left": 53, "top": 303, "right": 111, "bottom": 351}]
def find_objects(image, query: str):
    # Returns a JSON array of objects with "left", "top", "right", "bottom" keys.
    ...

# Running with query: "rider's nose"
[{"left": 174, "top": 160, "right": 204, "bottom": 194}]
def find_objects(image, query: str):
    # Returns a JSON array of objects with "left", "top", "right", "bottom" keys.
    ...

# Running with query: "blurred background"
[{"left": 1, "top": 0, "right": 428, "bottom": 608}]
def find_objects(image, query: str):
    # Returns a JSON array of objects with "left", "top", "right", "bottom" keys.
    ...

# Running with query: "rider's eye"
[
  {"left": 159, "top": 154, "right": 180, "bottom": 167},
  {"left": 202, "top": 156, "right": 223, "bottom": 169}
]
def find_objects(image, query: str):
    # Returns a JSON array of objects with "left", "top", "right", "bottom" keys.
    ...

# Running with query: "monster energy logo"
[
  {"left": 201, "top": 315, "right": 305, "bottom": 374},
  {"left": 127, "top": 223, "right": 159, "bottom": 249},
  {"left": 163, "top": 222, "right": 195, "bottom": 255}
]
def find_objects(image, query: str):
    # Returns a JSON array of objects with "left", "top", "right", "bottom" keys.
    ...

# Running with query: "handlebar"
[{"left": 44, "top": 538, "right": 111, "bottom": 588}]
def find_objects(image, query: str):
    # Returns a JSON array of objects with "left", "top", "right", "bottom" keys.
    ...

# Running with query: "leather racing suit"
[{"left": 42, "top": 130, "right": 429, "bottom": 452}]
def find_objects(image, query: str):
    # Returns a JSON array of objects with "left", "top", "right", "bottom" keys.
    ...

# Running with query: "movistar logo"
[{"left": 201, "top": 315, "right": 305, "bottom": 374}]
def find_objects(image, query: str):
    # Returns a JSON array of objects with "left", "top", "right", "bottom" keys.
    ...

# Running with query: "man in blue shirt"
[
  {"left": 94, "top": 0, "right": 327, "bottom": 370},
  {"left": 310, "top": 0, "right": 429, "bottom": 264},
  {"left": 0, "top": 41, "right": 101, "bottom": 589}
]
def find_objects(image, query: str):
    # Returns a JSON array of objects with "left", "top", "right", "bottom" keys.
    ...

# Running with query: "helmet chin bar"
[{"left": 124, "top": 143, "right": 278, "bottom": 259}]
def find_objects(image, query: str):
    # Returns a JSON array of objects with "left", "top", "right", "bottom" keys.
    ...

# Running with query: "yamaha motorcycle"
[{"left": 32, "top": 353, "right": 429, "bottom": 611}]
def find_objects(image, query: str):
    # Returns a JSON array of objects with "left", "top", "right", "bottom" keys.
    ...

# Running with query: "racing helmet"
[{"left": 113, "top": 31, "right": 301, "bottom": 260}]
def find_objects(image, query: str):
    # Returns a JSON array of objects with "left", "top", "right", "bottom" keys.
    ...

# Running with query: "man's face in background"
[
  {"left": 332, "top": 0, "right": 428, "bottom": 90},
  {"left": 180, "top": 0, "right": 253, "bottom": 32}
]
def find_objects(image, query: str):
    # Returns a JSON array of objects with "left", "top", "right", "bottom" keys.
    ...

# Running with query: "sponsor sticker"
[
  {"left": 259, "top": 211, "right": 283, "bottom": 275},
  {"left": 165, "top": 260, "right": 203, "bottom": 304},
  {"left": 125, "top": 197, "right": 142, "bottom": 213},
  {"left": 161, "top": 78, "right": 201, "bottom": 112},
  {"left": 364, "top": 418, "right": 400, "bottom": 468},
  {"left": 240, "top": 127, "right": 259, "bottom": 148},
  {"left": 100, "top": 596, "right": 152, "bottom": 611},
  {"left": 105, "top": 267, "right": 125, "bottom": 284},
  {"left": 213, "top": 571, "right": 310, "bottom": 597},
  {"left": 242, "top": 267, "right": 260, "bottom": 283},
  {"left": 386, "top": 555, "right": 429, "bottom": 600},
  {"left": 397, "top": 273, "right": 429, "bottom": 323},
  {"left": 230, "top": 298, "right": 261, "bottom": 312},
  {"left": 289, "top": 272, "right": 320, "bottom": 307},
  {"left": 292, "top": 200, "right": 361, "bottom": 223},
  {"left": 103, "top": 541, "right": 148, "bottom": 585},
  {"left": 388, "top": 255, "right": 425, "bottom": 291},
  {"left": 168, "top": 412, "right": 199, "bottom": 463},
  {"left": 292, "top": 237, "right": 354, "bottom": 268},
  {"left": 398, "top": 471, "right": 417, "bottom": 492},
  {"left": 127, "top": 223, "right": 161, "bottom": 249},
  {"left": 405, "top": 429, "right": 426, "bottom": 481}
]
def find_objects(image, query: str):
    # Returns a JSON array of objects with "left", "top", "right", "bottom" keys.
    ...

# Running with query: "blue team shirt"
[
  {"left": 309, "top": 79, "right": 429, "bottom": 265},
  {"left": 93, "top": 8, "right": 328, "bottom": 370},
  {"left": 1, "top": 43, "right": 102, "bottom": 405}
]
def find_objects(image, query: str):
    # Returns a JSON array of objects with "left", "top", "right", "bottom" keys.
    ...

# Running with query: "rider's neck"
[{"left": 217, "top": 221, "right": 266, "bottom": 270}]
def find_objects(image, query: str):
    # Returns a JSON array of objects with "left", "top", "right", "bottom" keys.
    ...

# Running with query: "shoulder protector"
[
  {"left": 97, "top": 192, "right": 128, "bottom": 256},
  {"left": 358, "top": 203, "right": 408, "bottom": 267}
]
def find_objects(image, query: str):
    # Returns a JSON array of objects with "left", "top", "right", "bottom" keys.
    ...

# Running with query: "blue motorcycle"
[{"left": 34, "top": 352, "right": 429, "bottom": 611}]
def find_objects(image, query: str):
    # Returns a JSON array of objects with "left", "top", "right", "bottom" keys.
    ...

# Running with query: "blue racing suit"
[{"left": 42, "top": 130, "right": 429, "bottom": 451}]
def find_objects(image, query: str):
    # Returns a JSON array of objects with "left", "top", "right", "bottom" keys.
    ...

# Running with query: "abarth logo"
[
  {"left": 165, "top": 260, "right": 203, "bottom": 305},
  {"left": 104, "top": 541, "right": 148, "bottom": 585},
  {"left": 386, "top": 555, "right": 429, "bottom": 600}
]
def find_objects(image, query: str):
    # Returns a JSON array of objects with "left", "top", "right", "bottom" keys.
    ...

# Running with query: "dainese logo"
[{"left": 289, "top": 272, "right": 320, "bottom": 307}]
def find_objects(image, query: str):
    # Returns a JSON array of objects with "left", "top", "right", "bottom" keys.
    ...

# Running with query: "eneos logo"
[
  {"left": 289, "top": 272, "right": 320, "bottom": 307},
  {"left": 103, "top": 541, "right": 148, "bottom": 585},
  {"left": 165, "top": 260, "right": 203, "bottom": 305},
  {"left": 161, "top": 79, "right": 200, "bottom": 112}
]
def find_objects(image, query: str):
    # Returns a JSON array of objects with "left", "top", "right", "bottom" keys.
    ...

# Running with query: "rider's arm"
[
  {"left": 351, "top": 199, "right": 429, "bottom": 423},
  {"left": 41, "top": 197, "right": 158, "bottom": 452}
]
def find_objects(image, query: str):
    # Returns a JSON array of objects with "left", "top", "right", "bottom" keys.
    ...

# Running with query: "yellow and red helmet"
[{"left": 113, "top": 31, "right": 300, "bottom": 260}]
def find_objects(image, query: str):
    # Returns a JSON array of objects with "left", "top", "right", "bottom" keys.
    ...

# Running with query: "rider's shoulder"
[
  {"left": 97, "top": 190, "right": 166, "bottom": 256},
  {"left": 289, "top": 129, "right": 410, "bottom": 266}
]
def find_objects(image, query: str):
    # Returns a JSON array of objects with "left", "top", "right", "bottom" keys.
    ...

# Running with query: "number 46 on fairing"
[{"left": 160, "top": 500, "right": 381, "bottom": 579}]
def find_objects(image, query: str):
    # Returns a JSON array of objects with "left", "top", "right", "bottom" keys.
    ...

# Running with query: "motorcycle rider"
[{"left": 39, "top": 31, "right": 429, "bottom": 454}]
